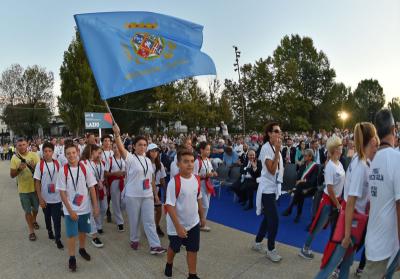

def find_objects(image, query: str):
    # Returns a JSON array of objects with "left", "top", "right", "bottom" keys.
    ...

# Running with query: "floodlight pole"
[{"left": 233, "top": 46, "right": 245, "bottom": 135}]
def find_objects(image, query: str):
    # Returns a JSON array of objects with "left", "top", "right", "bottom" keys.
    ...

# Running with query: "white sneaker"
[
  {"left": 86, "top": 233, "right": 95, "bottom": 238},
  {"left": 266, "top": 249, "right": 282, "bottom": 262},
  {"left": 200, "top": 226, "right": 211, "bottom": 232},
  {"left": 251, "top": 242, "right": 264, "bottom": 252}
]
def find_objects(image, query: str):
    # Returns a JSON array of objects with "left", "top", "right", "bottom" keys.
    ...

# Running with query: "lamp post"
[
  {"left": 338, "top": 111, "right": 349, "bottom": 130},
  {"left": 233, "top": 45, "right": 245, "bottom": 135}
]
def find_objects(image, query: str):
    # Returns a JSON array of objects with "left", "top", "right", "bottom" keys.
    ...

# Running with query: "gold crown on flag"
[{"left": 124, "top": 22, "right": 158, "bottom": 29}]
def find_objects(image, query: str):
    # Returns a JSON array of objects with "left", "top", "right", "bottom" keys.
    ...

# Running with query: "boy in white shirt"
[
  {"left": 56, "top": 142, "right": 99, "bottom": 272},
  {"left": 364, "top": 109, "right": 400, "bottom": 278},
  {"left": 34, "top": 142, "right": 64, "bottom": 249},
  {"left": 164, "top": 149, "right": 206, "bottom": 279}
]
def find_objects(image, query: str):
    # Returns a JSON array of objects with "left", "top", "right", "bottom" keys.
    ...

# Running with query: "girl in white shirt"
[
  {"left": 315, "top": 123, "right": 379, "bottom": 279},
  {"left": 194, "top": 142, "right": 218, "bottom": 232},
  {"left": 113, "top": 123, "right": 166, "bottom": 254},
  {"left": 146, "top": 143, "right": 167, "bottom": 237},
  {"left": 300, "top": 135, "right": 345, "bottom": 260},
  {"left": 104, "top": 143, "right": 126, "bottom": 232}
]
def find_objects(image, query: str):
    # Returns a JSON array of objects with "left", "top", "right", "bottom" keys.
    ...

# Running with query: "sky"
[{"left": 1, "top": 0, "right": 399, "bottom": 104}]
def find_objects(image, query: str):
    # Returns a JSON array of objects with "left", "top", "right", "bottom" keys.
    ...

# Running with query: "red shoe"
[{"left": 130, "top": 241, "right": 139, "bottom": 250}]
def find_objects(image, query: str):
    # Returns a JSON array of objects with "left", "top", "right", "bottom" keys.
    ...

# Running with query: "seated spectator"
[
  {"left": 231, "top": 150, "right": 262, "bottom": 210},
  {"left": 223, "top": 145, "right": 240, "bottom": 168},
  {"left": 211, "top": 139, "right": 225, "bottom": 160},
  {"left": 295, "top": 141, "right": 306, "bottom": 167},
  {"left": 282, "top": 149, "right": 318, "bottom": 223},
  {"left": 282, "top": 138, "right": 296, "bottom": 165},
  {"left": 239, "top": 143, "right": 249, "bottom": 164}
]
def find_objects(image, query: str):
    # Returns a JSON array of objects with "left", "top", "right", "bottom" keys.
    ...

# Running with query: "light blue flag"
[{"left": 74, "top": 12, "right": 216, "bottom": 100}]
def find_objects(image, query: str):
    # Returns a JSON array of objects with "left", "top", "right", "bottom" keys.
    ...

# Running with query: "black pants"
[
  {"left": 255, "top": 193, "right": 279, "bottom": 251},
  {"left": 288, "top": 184, "right": 316, "bottom": 217},
  {"left": 42, "top": 202, "right": 62, "bottom": 241}
]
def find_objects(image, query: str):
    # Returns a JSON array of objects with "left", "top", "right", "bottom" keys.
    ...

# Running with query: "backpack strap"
[
  {"left": 174, "top": 174, "right": 181, "bottom": 199},
  {"left": 109, "top": 157, "right": 113, "bottom": 172},
  {"left": 79, "top": 161, "right": 87, "bottom": 177},
  {"left": 53, "top": 159, "right": 60, "bottom": 171},
  {"left": 63, "top": 164, "right": 69, "bottom": 184},
  {"left": 197, "top": 157, "right": 202, "bottom": 174},
  {"left": 39, "top": 159, "right": 45, "bottom": 180},
  {"left": 194, "top": 174, "right": 201, "bottom": 198}
]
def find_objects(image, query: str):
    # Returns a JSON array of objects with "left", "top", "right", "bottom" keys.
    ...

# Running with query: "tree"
[
  {"left": 58, "top": 29, "right": 103, "bottom": 136},
  {"left": 0, "top": 64, "right": 54, "bottom": 136},
  {"left": 353, "top": 79, "right": 385, "bottom": 122},
  {"left": 388, "top": 97, "right": 400, "bottom": 123}
]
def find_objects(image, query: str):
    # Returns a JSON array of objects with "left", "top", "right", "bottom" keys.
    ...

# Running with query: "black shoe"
[
  {"left": 97, "top": 229, "right": 104, "bottom": 234},
  {"left": 79, "top": 248, "right": 91, "bottom": 261},
  {"left": 117, "top": 224, "right": 125, "bottom": 232},
  {"left": 69, "top": 257, "right": 76, "bottom": 272},
  {"left": 48, "top": 230, "right": 55, "bottom": 240},
  {"left": 294, "top": 215, "right": 301, "bottom": 223},
  {"left": 157, "top": 226, "right": 165, "bottom": 237},
  {"left": 282, "top": 208, "right": 292, "bottom": 217},
  {"left": 188, "top": 274, "right": 200, "bottom": 279},
  {"left": 56, "top": 240, "right": 64, "bottom": 250},
  {"left": 91, "top": 237, "right": 104, "bottom": 248},
  {"left": 164, "top": 263, "right": 173, "bottom": 278}
]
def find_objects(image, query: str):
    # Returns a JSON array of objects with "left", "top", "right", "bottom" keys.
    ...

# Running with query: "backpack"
[
  {"left": 173, "top": 174, "right": 201, "bottom": 199},
  {"left": 39, "top": 159, "right": 60, "bottom": 180},
  {"left": 63, "top": 161, "right": 87, "bottom": 185}
]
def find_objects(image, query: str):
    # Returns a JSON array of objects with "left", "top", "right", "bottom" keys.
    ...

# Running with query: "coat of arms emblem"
[{"left": 131, "top": 32, "right": 165, "bottom": 59}]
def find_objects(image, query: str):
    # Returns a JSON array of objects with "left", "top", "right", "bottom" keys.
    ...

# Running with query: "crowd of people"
[{"left": 5, "top": 108, "right": 400, "bottom": 278}]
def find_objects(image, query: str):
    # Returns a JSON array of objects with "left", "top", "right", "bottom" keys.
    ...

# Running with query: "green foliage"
[
  {"left": 352, "top": 79, "right": 385, "bottom": 123},
  {"left": 0, "top": 64, "right": 54, "bottom": 136},
  {"left": 388, "top": 97, "right": 400, "bottom": 123}
]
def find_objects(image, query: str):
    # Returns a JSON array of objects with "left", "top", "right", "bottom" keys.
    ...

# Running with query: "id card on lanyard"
[
  {"left": 134, "top": 154, "right": 150, "bottom": 190},
  {"left": 68, "top": 165, "right": 83, "bottom": 206},
  {"left": 45, "top": 161, "right": 56, "bottom": 194}
]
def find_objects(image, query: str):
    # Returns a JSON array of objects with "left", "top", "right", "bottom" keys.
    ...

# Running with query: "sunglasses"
[{"left": 272, "top": 129, "right": 282, "bottom": 134}]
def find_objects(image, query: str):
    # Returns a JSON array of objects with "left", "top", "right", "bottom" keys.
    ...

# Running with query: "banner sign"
[{"left": 84, "top": 112, "right": 113, "bottom": 129}]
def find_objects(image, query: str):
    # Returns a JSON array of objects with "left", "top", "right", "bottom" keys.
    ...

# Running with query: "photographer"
[{"left": 10, "top": 138, "right": 40, "bottom": 241}]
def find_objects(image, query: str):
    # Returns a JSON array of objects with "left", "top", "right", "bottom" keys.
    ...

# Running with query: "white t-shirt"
[
  {"left": 343, "top": 155, "right": 370, "bottom": 214},
  {"left": 101, "top": 149, "right": 114, "bottom": 162},
  {"left": 366, "top": 148, "right": 400, "bottom": 261},
  {"left": 78, "top": 144, "right": 86, "bottom": 156},
  {"left": 124, "top": 153, "right": 154, "bottom": 198},
  {"left": 323, "top": 160, "right": 345, "bottom": 197},
  {"left": 56, "top": 163, "right": 97, "bottom": 215},
  {"left": 87, "top": 160, "right": 105, "bottom": 182},
  {"left": 194, "top": 157, "right": 214, "bottom": 177},
  {"left": 33, "top": 160, "right": 61, "bottom": 204},
  {"left": 170, "top": 160, "right": 180, "bottom": 178},
  {"left": 258, "top": 142, "right": 283, "bottom": 194},
  {"left": 152, "top": 163, "right": 166, "bottom": 185},
  {"left": 166, "top": 174, "right": 202, "bottom": 235},
  {"left": 105, "top": 156, "right": 126, "bottom": 173}
]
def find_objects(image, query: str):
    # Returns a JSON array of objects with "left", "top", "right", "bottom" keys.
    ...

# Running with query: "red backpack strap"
[
  {"left": 79, "top": 161, "right": 87, "bottom": 177},
  {"left": 39, "top": 159, "right": 45, "bottom": 180},
  {"left": 53, "top": 159, "right": 60, "bottom": 171},
  {"left": 174, "top": 174, "right": 181, "bottom": 199},
  {"left": 194, "top": 174, "right": 201, "bottom": 198},
  {"left": 63, "top": 164, "right": 69, "bottom": 184},
  {"left": 197, "top": 157, "right": 202, "bottom": 174}
]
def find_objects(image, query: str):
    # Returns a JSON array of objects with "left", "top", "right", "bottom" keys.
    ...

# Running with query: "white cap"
[{"left": 147, "top": 143, "right": 159, "bottom": 152}]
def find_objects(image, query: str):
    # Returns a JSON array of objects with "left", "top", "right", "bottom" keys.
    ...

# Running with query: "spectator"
[
  {"left": 282, "top": 138, "right": 296, "bottom": 165},
  {"left": 295, "top": 141, "right": 306, "bottom": 167},
  {"left": 239, "top": 143, "right": 249, "bottom": 164},
  {"left": 282, "top": 149, "right": 318, "bottom": 223},
  {"left": 222, "top": 145, "right": 240, "bottom": 168}
]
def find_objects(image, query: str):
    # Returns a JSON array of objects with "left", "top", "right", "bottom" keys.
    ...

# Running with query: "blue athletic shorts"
[
  {"left": 168, "top": 223, "right": 200, "bottom": 253},
  {"left": 64, "top": 213, "right": 91, "bottom": 238}
]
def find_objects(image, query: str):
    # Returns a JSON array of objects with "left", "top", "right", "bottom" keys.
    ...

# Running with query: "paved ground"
[{"left": 0, "top": 160, "right": 371, "bottom": 279}]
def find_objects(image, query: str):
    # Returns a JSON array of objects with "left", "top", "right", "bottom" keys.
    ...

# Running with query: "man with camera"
[{"left": 10, "top": 137, "right": 40, "bottom": 241}]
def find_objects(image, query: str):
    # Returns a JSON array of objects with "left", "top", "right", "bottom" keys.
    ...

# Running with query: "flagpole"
[{"left": 104, "top": 100, "right": 115, "bottom": 125}]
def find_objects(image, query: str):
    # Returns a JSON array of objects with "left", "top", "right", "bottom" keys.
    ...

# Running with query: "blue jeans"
[
  {"left": 305, "top": 204, "right": 332, "bottom": 248},
  {"left": 314, "top": 244, "right": 355, "bottom": 279}
]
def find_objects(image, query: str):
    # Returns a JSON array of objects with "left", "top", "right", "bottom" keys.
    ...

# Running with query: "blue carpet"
[{"left": 207, "top": 188, "right": 331, "bottom": 254}]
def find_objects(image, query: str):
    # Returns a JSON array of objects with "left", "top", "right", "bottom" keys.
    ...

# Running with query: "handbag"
[{"left": 331, "top": 201, "right": 368, "bottom": 245}]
